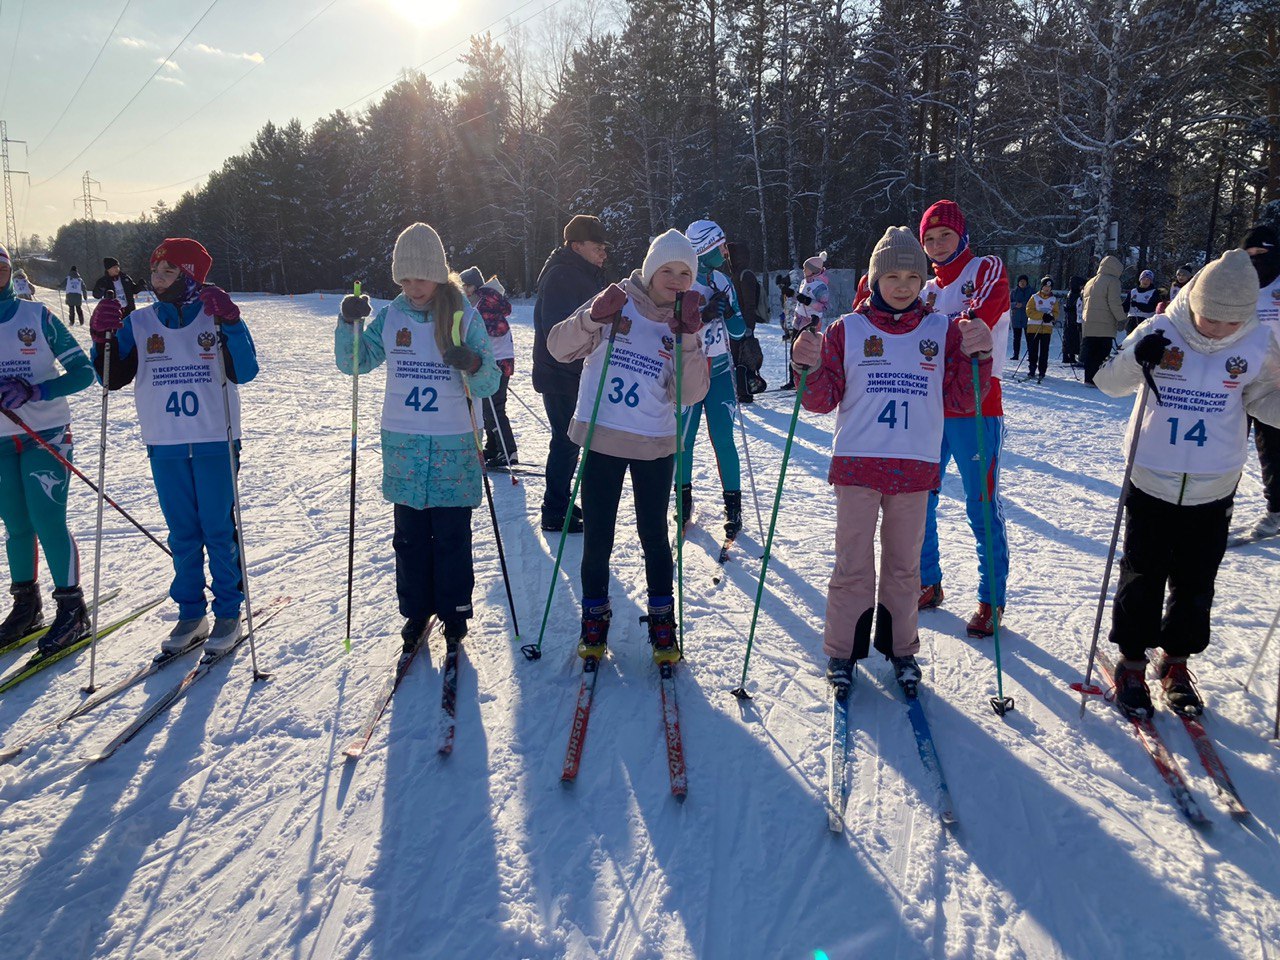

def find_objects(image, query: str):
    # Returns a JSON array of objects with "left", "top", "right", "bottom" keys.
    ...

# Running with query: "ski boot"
[
  {"left": 723, "top": 490, "right": 743, "bottom": 540},
  {"left": 675, "top": 484, "right": 693, "bottom": 531},
  {"left": 966, "top": 602, "right": 1003, "bottom": 638},
  {"left": 400, "top": 616, "right": 432, "bottom": 654},
  {"left": 918, "top": 583, "right": 944, "bottom": 611},
  {"left": 442, "top": 619, "right": 467, "bottom": 652},
  {"left": 1112, "top": 658, "right": 1154, "bottom": 719},
  {"left": 204, "top": 616, "right": 242, "bottom": 657},
  {"left": 577, "top": 599, "right": 610, "bottom": 660},
  {"left": 37, "top": 586, "right": 89, "bottom": 656},
  {"left": 1153, "top": 654, "right": 1203, "bottom": 716},
  {"left": 0, "top": 580, "right": 42, "bottom": 645},
  {"left": 891, "top": 655, "right": 921, "bottom": 699},
  {"left": 826, "top": 657, "right": 853, "bottom": 697},
  {"left": 161, "top": 616, "right": 209, "bottom": 655},
  {"left": 1251, "top": 510, "right": 1280, "bottom": 539},
  {"left": 642, "top": 600, "right": 680, "bottom": 665},
  {"left": 541, "top": 505, "right": 583, "bottom": 534}
]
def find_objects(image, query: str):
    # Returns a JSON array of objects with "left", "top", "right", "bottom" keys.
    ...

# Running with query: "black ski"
[
  {"left": 827, "top": 675, "right": 852, "bottom": 832},
  {"left": 345, "top": 618, "right": 437, "bottom": 761},
  {"left": 438, "top": 641, "right": 459, "bottom": 755}
]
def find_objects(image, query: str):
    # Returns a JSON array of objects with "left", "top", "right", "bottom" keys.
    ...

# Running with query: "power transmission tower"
[
  {"left": 1, "top": 122, "right": 28, "bottom": 254},
  {"left": 74, "top": 171, "right": 106, "bottom": 270}
]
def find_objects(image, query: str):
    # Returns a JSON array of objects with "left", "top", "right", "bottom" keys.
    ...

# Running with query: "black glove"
[
  {"left": 796, "top": 293, "right": 813, "bottom": 306},
  {"left": 1133, "top": 329, "right": 1170, "bottom": 367},
  {"left": 341, "top": 294, "right": 372, "bottom": 322},
  {"left": 701, "top": 292, "right": 729, "bottom": 322},
  {"left": 443, "top": 344, "right": 481, "bottom": 374}
]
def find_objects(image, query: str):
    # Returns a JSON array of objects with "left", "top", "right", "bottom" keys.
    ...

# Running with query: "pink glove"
[
  {"left": 791, "top": 328, "right": 822, "bottom": 369},
  {"left": 198, "top": 285, "right": 241, "bottom": 324},
  {"left": 90, "top": 297, "right": 124, "bottom": 345},
  {"left": 0, "top": 376, "right": 39, "bottom": 410},
  {"left": 670, "top": 290, "right": 705, "bottom": 335},
  {"left": 589, "top": 283, "right": 628, "bottom": 324},
  {"left": 957, "top": 316, "right": 994, "bottom": 356}
]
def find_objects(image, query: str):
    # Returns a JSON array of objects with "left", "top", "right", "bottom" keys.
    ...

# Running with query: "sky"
[{"left": 0, "top": 0, "right": 545, "bottom": 248}]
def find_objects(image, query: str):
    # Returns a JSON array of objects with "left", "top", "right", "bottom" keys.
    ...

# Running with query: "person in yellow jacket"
[{"left": 1024, "top": 276, "right": 1058, "bottom": 383}]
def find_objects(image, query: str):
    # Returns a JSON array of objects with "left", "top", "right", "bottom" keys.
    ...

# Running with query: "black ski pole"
[{"left": 343, "top": 281, "right": 364, "bottom": 653}]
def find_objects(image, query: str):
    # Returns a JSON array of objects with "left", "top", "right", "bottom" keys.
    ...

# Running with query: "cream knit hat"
[
  {"left": 392, "top": 222, "right": 449, "bottom": 284},
  {"left": 1189, "top": 249, "right": 1259, "bottom": 325},
  {"left": 642, "top": 229, "right": 699, "bottom": 285},
  {"left": 867, "top": 226, "right": 928, "bottom": 291}
]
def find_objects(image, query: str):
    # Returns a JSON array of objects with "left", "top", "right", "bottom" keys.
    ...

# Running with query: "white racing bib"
[
  {"left": 490, "top": 327, "right": 515, "bottom": 363},
  {"left": 66, "top": 278, "right": 84, "bottom": 296},
  {"left": 575, "top": 298, "right": 676, "bottom": 439},
  {"left": 380, "top": 305, "right": 473, "bottom": 436},
  {"left": 923, "top": 255, "right": 1011, "bottom": 380},
  {"left": 131, "top": 305, "right": 241, "bottom": 445},
  {"left": 832, "top": 311, "right": 949, "bottom": 462},
  {"left": 0, "top": 300, "right": 71, "bottom": 436},
  {"left": 693, "top": 275, "right": 729, "bottom": 360},
  {"left": 1131, "top": 323, "right": 1270, "bottom": 474},
  {"left": 1258, "top": 277, "right": 1280, "bottom": 342}
]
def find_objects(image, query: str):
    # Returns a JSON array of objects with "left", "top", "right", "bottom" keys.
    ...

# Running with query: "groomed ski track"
[{"left": 0, "top": 291, "right": 1276, "bottom": 959}]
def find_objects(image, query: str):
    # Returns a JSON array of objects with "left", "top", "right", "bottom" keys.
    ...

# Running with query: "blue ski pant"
[
  {"left": 680, "top": 366, "right": 740, "bottom": 493},
  {"left": 920, "top": 415, "right": 1009, "bottom": 607},
  {"left": 150, "top": 446, "right": 243, "bottom": 620}
]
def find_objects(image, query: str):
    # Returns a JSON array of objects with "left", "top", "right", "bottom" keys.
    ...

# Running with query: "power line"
[
  {"left": 0, "top": 0, "right": 26, "bottom": 119},
  {"left": 31, "top": 0, "right": 224, "bottom": 188},
  {"left": 112, "top": 171, "right": 209, "bottom": 195},
  {"left": 30, "top": 0, "right": 136, "bottom": 156}
]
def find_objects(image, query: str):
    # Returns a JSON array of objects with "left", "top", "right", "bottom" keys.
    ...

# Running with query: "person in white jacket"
[{"left": 1095, "top": 249, "right": 1280, "bottom": 719}]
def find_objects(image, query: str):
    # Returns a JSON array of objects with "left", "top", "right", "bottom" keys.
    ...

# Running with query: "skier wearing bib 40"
[
  {"left": 547, "top": 230, "right": 709, "bottom": 662},
  {"left": 914, "top": 200, "right": 1012, "bottom": 637},
  {"left": 335, "top": 223, "right": 499, "bottom": 653},
  {"left": 791, "top": 228, "right": 992, "bottom": 695},
  {"left": 0, "top": 243, "right": 96, "bottom": 654},
  {"left": 91, "top": 238, "right": 259, "bottom": 657},
  {"left": 1095, "top": 249, "right": 1280, "bottom": 717},
  {"left": 680, "top": 219, "right": 746, "bottom": 539}
]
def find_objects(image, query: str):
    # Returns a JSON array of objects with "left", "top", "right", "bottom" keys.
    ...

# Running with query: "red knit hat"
[
  {"left": 151, "top": 237, "right": 212, "bottom": 283},
  {"left": 919, "top": 200, "right": 967, "bottom": 243}
]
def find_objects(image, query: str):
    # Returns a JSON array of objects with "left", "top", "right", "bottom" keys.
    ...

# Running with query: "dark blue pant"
[
  {"left": 392, "top": 504, "right": 474, "bottom": 623},
  {"left": 579, "top": 451, "right": 674, "bottom": 600},
  {"left": 541, "top": 391, "right": 580, "bottom": 521}
]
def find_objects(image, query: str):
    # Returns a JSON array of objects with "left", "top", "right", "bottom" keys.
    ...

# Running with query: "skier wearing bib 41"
[
  {"left": 91, "top": 237, "right": 259, "bottom": 657},
  {"left": 547, "top": 229, "right": 708, "bottom": 662},
  {"left": 1096, "top": 249, "right": 1280, "bottom": 718},
  {"left": 792, "top": 227, "right": 992, "bottom": 695},
  {"left": 335, "top": 223, "right": 499, "bottom": 653},
  {"left": 0, "top": 243, "right": 96, "bottom": 654}
]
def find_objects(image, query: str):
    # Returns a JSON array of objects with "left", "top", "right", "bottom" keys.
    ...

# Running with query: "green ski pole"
[{"left": 673, "top": 292, "right": 685, "bottom": 655}]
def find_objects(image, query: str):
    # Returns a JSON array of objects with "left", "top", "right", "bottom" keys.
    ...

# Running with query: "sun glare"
[{"left": 387, "top": 0, "right": 457, "bottom": 22}]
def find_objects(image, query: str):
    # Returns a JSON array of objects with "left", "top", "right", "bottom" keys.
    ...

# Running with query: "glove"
[
  {"left": 198, "top": 285, "right": 241, "bottom": 325},
  {"left": 589, "top": 283, "right": 628, "bottom": 324},
  {"left": 671, "top": 290, "right": 706, "bottom": 335},
  {"left": 795, "top": 293, "right": 813, "bottom": 306},
  {"left": 442, "top": 344, "right": 482, "bottom": 374},
  {"left": 90, "top": 297, "right": 124, "bottom": 345},
  {"left": 791, "top": 328, "right": 822, "bottom": 369},
  {"left": 701, "top": 292, "right": 729, "bottom": 322},
  {"left": 1133, "top": 329, "right": 1170, "bottom": 367},
  {"left": 957, "top": 316, "right": 994, "bottom": 356},
  {"left": 341, "top": 294, "right": 372, "bottom": 322},
  {"left": 0, "top": 376, "right": 39, "bottom": 410}
]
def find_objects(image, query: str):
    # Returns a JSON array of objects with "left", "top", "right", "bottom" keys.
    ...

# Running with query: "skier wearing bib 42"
[
  {"left": 914, "top": 200, "right": 1012, "bottom": 637},
  {"left": 0, "top": 243, "right": 95, "bottom": 654},
  {"left": 335, "top": 223, "right": 499, "bottom": 653},
  {"left": 792, "top": 227, "right": 992, "bottom": 695},
  {"left": 680, "top": 220, "right": 746, "bottom": 539},
  {"left": 547, "top": 230, "right": 708, "bottom": 663},
  {"left": 1096, "top": 249, "right": 1280, "bottom": 718},
  {"left": 91, "top": 238, "right": 258, "bottom": 657}
]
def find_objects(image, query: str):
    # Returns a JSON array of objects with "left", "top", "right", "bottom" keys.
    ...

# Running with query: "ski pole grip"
[{"left": 354, "top": 281, "right": 362, "bottom": 296}]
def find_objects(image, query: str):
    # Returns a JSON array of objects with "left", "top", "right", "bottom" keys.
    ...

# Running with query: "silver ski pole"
[
  {"left": 484, "top": 393, "right": 518, "bottom": 486},
  {"left": 734, "top": 373, "right": 765, "bottom": 543},
  {"left": 82, "top": 329, "right": 112, "bottom": 694},
  {"left": 1243, "top": 601, "right": 1280, "bottom": 692}
]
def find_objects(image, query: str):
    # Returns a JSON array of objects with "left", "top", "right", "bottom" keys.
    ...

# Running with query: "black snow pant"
[
  {"left": 1081, "top": 336, "right": 1113, "bottom": 384},
  {"left": 392, "top": 503, "right": 474, "bottom": 624},
  {"left": 482, "top": 372, "right": 518, "bottom": 462},
  {"left": 1062, "top": 320, "right": 1080, "bottom": 362},
  {"left": 579, "top": 450, "right": 674, "bottom": 602},
  {"left": 67, "top": 301, "right": 84, "bottom": 325},
  {"left": 541, "top": 390, "right": 580, "bottom": 523},
  {"left": 1026, "top": 331, "right": 1051, "bottom": 378},
  {"left": 1254, "top": 419, "right": 1280, "bottom": 513},
  {"left": 1011, "top": 326, "right": 1024, "bottom": 359},
  {"left": 1109, "top": 487, "right": 1232, "bottom": 661}
]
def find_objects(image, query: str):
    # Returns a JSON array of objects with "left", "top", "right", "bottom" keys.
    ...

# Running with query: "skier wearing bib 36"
[
  {"left": 914, "top": 200, "right": 1012, "bottom": 637},
  {"left": 547, "top": 229, "right": 708, "bottom": 662},
  {"left": 335, "top": 223, "right": 499, "bottom": 653},
  {"left": 1096, "top": 249, "right": 1280, "bottom": 717},
  {"left": 791, "top": 227, "right": 992, "bottom": 695},
  {"left": 680, "top": 219, "right": 746, "bottom": 539},
  {"left": 0, "top": 243, "right": 95, "bottom": 654},
  {"left": 91, "top": 238, "right": 258, "bottom": 657}
]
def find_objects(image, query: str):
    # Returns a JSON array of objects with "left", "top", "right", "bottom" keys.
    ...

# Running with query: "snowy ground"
[{"left": 0, "top": 291, "right": 1278, "bottom": 959}]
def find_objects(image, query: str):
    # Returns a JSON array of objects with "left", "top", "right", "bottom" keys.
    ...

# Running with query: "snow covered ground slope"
[{"left": 0, "top": 292, "right": 1277, "bottom": 960}]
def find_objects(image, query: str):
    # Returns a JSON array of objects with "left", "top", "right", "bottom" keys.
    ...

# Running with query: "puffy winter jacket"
[
  {"left": 1082, "top": 256, "right": 1127, "bottom": 338},
  {"left": 532, "top": 245, "right": 608, "bottom": 396}
]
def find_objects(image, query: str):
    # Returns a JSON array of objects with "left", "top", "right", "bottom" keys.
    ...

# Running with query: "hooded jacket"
[
  {"left": 532, "top": 245, "right": 608, "bottom": 395},
  {"left": 1082, "top": 256, "right": 1127, "bottom": 338}
]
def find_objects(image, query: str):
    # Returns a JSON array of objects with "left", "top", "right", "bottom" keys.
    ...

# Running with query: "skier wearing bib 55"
[
  {"left": 91, "top": 237, "right": 259, "bottom": 657},
  {"left": 791, "top": 227, "right": 992, "bottom": 695},
  {"left": 335, "top": 223, "right": 499, "bottom": 653},
  {"left": 1096, "top": 249, "right": 1280, "bottom": 718}
]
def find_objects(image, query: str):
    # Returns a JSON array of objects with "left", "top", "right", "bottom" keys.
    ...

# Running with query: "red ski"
[
  {"left": 659, "top": 661, "right": 687, "bottom": 800},
  {"left": 1177, "top": 714, "right": 1249, "bottom": 818},
  {"left": 561, "top": 657, "right": 599, "bottom": 782}
]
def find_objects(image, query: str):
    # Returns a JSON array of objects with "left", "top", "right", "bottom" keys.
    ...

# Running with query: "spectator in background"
[
  {"left": 1081, "top": 255, "right": 1127, "bottom": 385},
  {"left": 1169, "top": 264, "right": 1193, "bottom": 302},
  {"left": 11, "top": 270, "right": 34, "bottom": 300},
  {"left": 93, "top": 256, "right": 144, "bottom": 316},
  {"left": 460, "top": 267, "right": 519, "bottom": 469},
  {"left": 1009, "top": 275, "right": 1032, "bottom": 360},
  {"left": 532, "top": 215, "right": 610, "bottom": 533},
  {"left": 1062, "top": 274, "right": 1084, "bottom": 364},
  {"left": 1123, "top": 268, "right": 1164, "bottom": 334},
  {"left": 65, "top": 267, "right": 87, "bottom": 324},
  {"left": 727, "top": 240, "right": 766, "bottom": 400}
]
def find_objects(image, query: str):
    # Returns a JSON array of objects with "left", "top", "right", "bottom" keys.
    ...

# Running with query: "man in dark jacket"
[
  {"left": 93, "top": 256, "right": 144, "bottom": 316},
  {"left": 533, "top": 214, "right": 609, "bottom": 532}
]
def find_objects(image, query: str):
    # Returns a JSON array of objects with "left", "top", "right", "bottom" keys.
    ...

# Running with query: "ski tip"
[{"left": 343, "top": 748, "right": 364, "bottom": 762}]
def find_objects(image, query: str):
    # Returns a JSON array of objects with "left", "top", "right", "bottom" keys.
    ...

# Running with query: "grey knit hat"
[
  {"left": 1189, "top": 249, "right": 1258, "bottom": 325},
  {"left": 391, "top": 222, "right": 449, "bottom": 284},
  {"left": 867, "top": 227, "right": 928, "bottom": 292},
  {"left": 459, "top": 266, "right": 484, "bottom": 289}
]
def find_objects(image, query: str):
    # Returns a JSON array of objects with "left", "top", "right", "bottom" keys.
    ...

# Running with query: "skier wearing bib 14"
[
  {"left": 1096, "top": 249, "right": 1280, "bottom": 717},
  {"left": 0, "top": 243, "right": 95, "bottom": 655},
  {"left": 680, "top": 219, "right": 746, "bottom": 539},
  {"left": 335, "top": 223, "right": 499, "bottom": 654},
  {"left": 91, "top": 238, "right": 258, "bottom": 657},
  {"left": 791, "top": 227, "right": 992, "bottom": 695}
]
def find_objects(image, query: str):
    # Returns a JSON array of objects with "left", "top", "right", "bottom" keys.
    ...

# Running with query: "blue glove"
[{"left": 0, "top": 376, "right": 40, "bottom": 410}]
